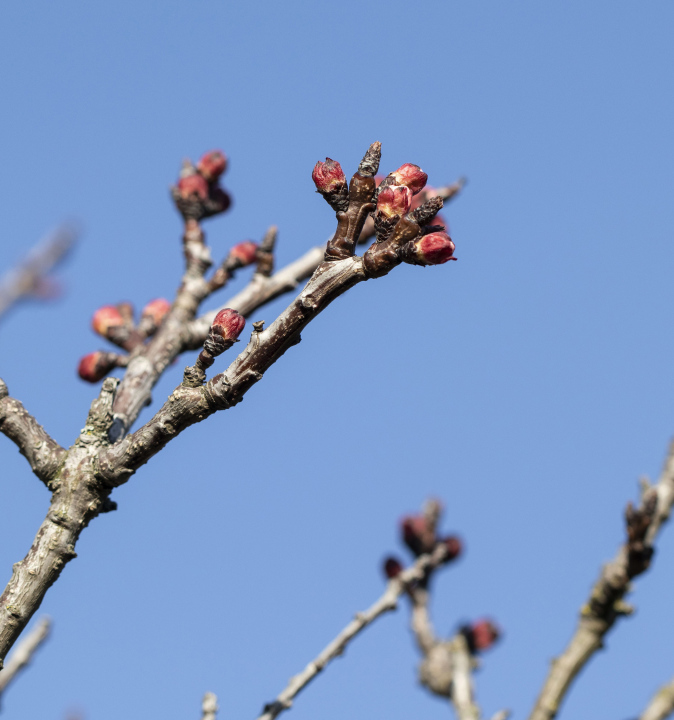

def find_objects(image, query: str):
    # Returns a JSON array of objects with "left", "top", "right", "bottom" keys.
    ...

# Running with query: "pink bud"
[
  {"left": 442, "top": 536, "right": 463, "bottom": 562},
  {"left": 230, "top": 240, "right": 258, "bottom": 266},
  {"left": 376, "top": 185, "right": 412, "bottom": 219},
  {"left": 407, "top": 232, "right": 456, "bottom": 266},
  {"left": 197, "top": 150, "right": 228, "bottom": 181},
  {"left": 471, "top": 620, "right": 500, "bottom": 652},
  {"left": 401, "top": 515, "right": 434, "bottom": 556},
  {"left": 391, "top": 163, "right": 428, "bottom": 195},
  {"left": 141, "top": 298, "right": 171, "bottom": 326},
  {"left": 78, "top": 352, "right": 112, "bottom": 383},
  {"left": 312, "top": 158, "right": 347, "bottom": 193},
  {"left": 383, "top": 557, "right": 403, "bottom": 579},
  {"left": 178, "top": 173, "right": 209, "bottom": 201},
  {"left": 211, "top": 308, "right": 245, "bottom": 341},
  {"left": 92, "top": 306, "right": 125, "bottom": 337}
]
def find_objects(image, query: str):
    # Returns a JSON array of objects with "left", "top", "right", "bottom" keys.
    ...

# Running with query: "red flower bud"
[
  {"left": 211, "top": 308, "right": 245, "bottom": 341},
  {"left": 92, "top": 305, "right": 125, "bottom": 337},
  {"left": 178, "top": 173, "right": 209, "bottom": 201},
  {"left": 312, "top": 158, "right": 347, "bottom": 193},
  {"left": 197, "top": 150, "right": 227, "bottom": 182},
  {"left": 470, "top": 619, "right": 501, "bottom": 652},
  {"left": 401, "top": 515, "right": 435, "bottom": 556},
  {"left": 209, "top": 186, "right": 232, "bottom": 214},
  {"left": 383, "top": 557, "right": 404, "bottom": 579},
  {"left": 78, "top": 352, "right": 114, "bottom": 383},
  {"left": 391, "top": 163, "right": 428, "bottom": 195},
  {"left": 404, "top": 232, "right": 456, "bottom": 266},
  {"left": 442, "top": 535, "right": 463, "bottom": 562},
  {"left": 230, "top": 240, "right": 258, "bottom": 266},
  {"left": 141, "top": 298, "right": 171, "bottom": 326},
  {"left": 376, "top": 185, "right": 412, "bottom": 219}
]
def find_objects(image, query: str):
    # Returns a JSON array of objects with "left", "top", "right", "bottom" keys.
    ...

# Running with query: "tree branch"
[
  {"left": 639, "top": 677, "right": 674, "bottom": 720},
  {"left": 528, "top": 440, "right": 674, "bottom": 720},
  {"left": 0, "top": 616, "right": 50, "bottom": 702},
  {"left": 201, "top": 692, "right": 218, "bottom": 720},
  {"left": 0, "top": 379, "right": 67, "bottom": 487}
]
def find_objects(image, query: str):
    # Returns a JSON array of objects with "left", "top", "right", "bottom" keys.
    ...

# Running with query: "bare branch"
[
  {"left": 0, "top": 379, "right": 67, "bottom": 487},
  {"left": 528, "top": 440, "right": 674, "bottom": 720},
  {"left": 639, "top": 677, "right": 674, "bottom": 720},
  {"left": 0, "top": 226, "right": 76, "bottom": 321},
  {"left": 256, "top": 544, "right": 452, "bottom": 720},
  {"left": 201, "top": 692, "right": 218, "bottom": 720},
  {"left": 0, "top": 616, "right": 50, "bottom": 701}
]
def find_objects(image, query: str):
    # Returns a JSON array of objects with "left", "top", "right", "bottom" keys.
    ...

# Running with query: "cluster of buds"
[
  {"left": 373, "top": 163, "right": 427, "bottom": 243},
  {"left": 459, "top": 619, "right": 501, "bottom": 654},
  {"left": 171, "top": 149, "right": 231, "bottom": 221},
  {"left": 182, "top": 308, "right": 246, "bottom": 388},
  {"left": 78, "top": 298, "right": 171, "bottom": 383}
]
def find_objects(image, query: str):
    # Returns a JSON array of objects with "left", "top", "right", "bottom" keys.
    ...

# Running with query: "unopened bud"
[
  {"left": 177, "top": 173, "right": 209, "bottom": 201},
  {"left": 383, "top": 557, "right": 404, "bottom": 579},
  {"left": 376, "top": 185, "right": 412, "bottom": 219},
  {"left": 197, "top": 150, "right": 227, "bottom": 182},
  {"left": 469, "top": 619, "right": 501, "bottom": 653},
  {"left": 312, "top": 158, "right": 347, "bottom": 194},
  {"left": 391, "top": 163, "right": 427, "bottom": 195},
  {"left": 442, "top": 536, "right": 463, "bottom": 562},
  {"left": 401, "top": 515, "right": 435, "bottom": 556},
  {"left": 141, "top": 298, "right": 171, "bottom": 327},
  {"left": 92, "top": 305, "right": 125, "bottom": 337},
  {"left": 211, "top": 308, "right": 245, "bottom": 341},
  {"left": 78, "top": 351, "right": 115, "bottom": 383},
  {"left": 208, "top": 187, "right": 232, "bottom": 214},
  {"left": 403, "top": 231, "right": 456, "bottom": 266},
  {"left": 230, "top": 240, "right": 258, "bottom": 266}
]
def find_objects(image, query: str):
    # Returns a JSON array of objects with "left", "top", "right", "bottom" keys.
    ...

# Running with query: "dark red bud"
[
  {"left": 470, "top": 619, "right": 501, "bottom": 652},
  {"left": 209, "top": 187, "right": 232, "bottom": 213},
  {"left": 230, "top": 240, "right": 258, "bottom": 266},
  {"left": 141, "top": 298, "right": 171, "bottom": 326},
  {"left": 410, "top": 232, "right": 456, "bottom": 265},
  {"left": 376, "top": 185, "right": 412, "bottom": 219},
  {"left": 78, "top": 352, "right": 114, "bottom": 383},
  {"left": 391, "top": 163, "right": 428, "bottom": 195},
  {"left": 383, "top": 557, "right": 404, "bottom": 579},
  {"left": 312, "top": 158, "right": 347, "bottom": 193},
  {"left": 178, "top": 173, "right": 209, "bottom": 201},
  {"left": 401, "top": 515, "right": 434, "bottom": 556},
  {"left": 92, "top": 306, "right": 125, "bottom": 337},
  {"left": 197, "top": 150, "right": 228, "bottom": 181},
  {"left": 442, "top": 535, "right": 463, "bottom": 562},
  {"left": 211, "top": 308, "right": 245, "bottom": 341}
]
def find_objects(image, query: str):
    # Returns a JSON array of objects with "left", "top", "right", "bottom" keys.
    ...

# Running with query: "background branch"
[{"left": 0, "top": 616, "right": 50, "bottom": 702}]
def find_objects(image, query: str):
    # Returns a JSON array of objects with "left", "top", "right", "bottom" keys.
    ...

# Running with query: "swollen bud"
[
  {"left": 312, "top": 158, "right": 347, "bottom": 193},
  {"left": 211, "top": 308, "right": 245, "bottom": 342},
  {"left": 442, "top": 536, "right": 463, "bottom": 562},
  {"left": 230, "top": 240, "right": 259, "bottom": 266},
  {"left": 92, "top": 306, "right": 125, "bottom": 337},
  {"left": 197, "top": 150, "right": 227, "bottom": 182},
  {"left": 78, "top": 351, "right": 116, "bottom": 383},
  {"left": 141, "top": 298, "right": 171, "bottom": 327},
  {"left": 376, "top": 185, "right": 412, "bottom": 219},
  {"left": 383, "top": 556, "right": 404, "bottom": 579},
  {"left": 390, "top": 163, "right": 428, "bottom": 195},
  {"left": 466, "top": 619, "right": 501, "bottom": 653},
  {"left": 403, "top": 231, "right": 456, "bottom": 266},
  {"left": 401, "top": 515, "right": 435, "bottom": 556},
  {"left": 177, "top": 173, "right": 209, "bottom": 201}
]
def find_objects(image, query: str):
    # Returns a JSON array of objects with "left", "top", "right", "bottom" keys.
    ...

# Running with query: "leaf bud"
[
  {"left": 403, "top": 231, "right": 456, "bottom": 266},
  {"left": 312, "top": 158, "right": 347, "bottom": 194},
  {"left": 230, "top": 240, "right": 259, "bottom": 266},
  {"left": 383, "top": 556, "right": 404, "bottom": 579},
  {"left": 141, "top": 298, "right": 171, "bottom": 327},
  {"left": 211, "top": 308, "right": 245, "bottom": 342},
  {"left": 390, "top": 163, "right": 428, "bottom": 195},
  {"left": 77, "top": 351, "right": 116, "bottom": 383},
  {"left": 197, "top": 150, "right": 227, "bottom": 182},
  {"left": 92, "top": 305, "right": 125, "bottom": 337},
  {"left": 376, "top": 185, "right": 412, "bottom": 219}
]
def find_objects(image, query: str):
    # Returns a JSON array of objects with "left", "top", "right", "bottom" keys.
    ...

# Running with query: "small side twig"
[
  {"left": 0, "top": 616, "right": 51, "bottom": 701},
  {"left": 201, "top": 692, "right": 218, "bottom": 720},
  {"left": 638, "top": 676, "right": 674, "bottom": 720}
]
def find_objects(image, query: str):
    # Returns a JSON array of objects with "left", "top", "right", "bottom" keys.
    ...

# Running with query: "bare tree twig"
[
  {"left": 639, "top": 678, "right": 674, "bottom": 720},
  {"left": 256, "top": 544, "right": 452, "bottom": 720},
  {"left": 0, "top": 616, "right": 50, "bottom": 701},
  {"left": 201, "top": 692, "right": 218, "bottom": 720},
  {"left": 0, "top": 226, "right": 76, "bottom": 321},
  {"left": 528, "top": 440, "right": 674, "bottom": 720}
]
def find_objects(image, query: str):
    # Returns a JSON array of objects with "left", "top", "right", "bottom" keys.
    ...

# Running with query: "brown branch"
[
  {"left": 0, "top": 226, "right": 76, "bottom": 321},
  {"left": 201, "top": 692, "right": 218, "bottom": 720},
  {"left": 0, "top": 379, "right": 67, "bottom": 487},
  {"left": 528, "top": 440, "right": 674, "bottom": 720},
  {"left": 256, "top": 544, "right": 452, "bottom": 720},
  {"left": 0, "top": 616, "right": 50, "bottom": 702}
]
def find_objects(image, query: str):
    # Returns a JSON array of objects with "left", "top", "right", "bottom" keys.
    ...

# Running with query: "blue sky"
[{"left": 1, "top": 2, "right": 674, "bottom": 719}]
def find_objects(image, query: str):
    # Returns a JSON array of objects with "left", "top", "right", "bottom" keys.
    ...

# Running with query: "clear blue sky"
[{"left": 1, "top": 2, "right": 674, "bottom": 719}]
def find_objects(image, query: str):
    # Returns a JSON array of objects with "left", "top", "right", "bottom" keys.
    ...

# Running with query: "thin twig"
[
  {"left": 201, "top": 692, "right": 218, "bottom": 720},
  {"left": 639, "top": 676, "right": 674, "bottom": 720},
  {"left": 0, "top": 616, "right": 50, "bottom": 701}
]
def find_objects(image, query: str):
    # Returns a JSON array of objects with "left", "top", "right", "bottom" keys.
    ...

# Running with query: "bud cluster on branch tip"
[
  {"left": 78, "top": 351, "right": 117, "bottom": 383},
  {"left": 401, "top": 515, "right": 436, "bottom": 556},
  {"left": 383, "top": 556, "right": 404, "bottom": 579},
  {"left": 312, "top": 157, "right": 349, "bottom": 212},
  {"left": 389, "top": 163, "right": 428, "bottom": 196},
  {"left": 211, "top": 308, "right": 246, "bottom": 342},
  {"left": 141, "top": 298, "right": 171, "bottom": 327},
  {"left": 229, "top": 240, "right": 259, "bottom": 267},
  {"left": 461, "top": 619, "right": 501, "bottom": 654},
  {"left": 92, "top": 305, "right": 125, "bottom": 337},
  {"left": 402, "top": 231, "right": 456, "bottom": 266},
  {"left": 171, "top": 149, "right": 232, "bottom": 221}
]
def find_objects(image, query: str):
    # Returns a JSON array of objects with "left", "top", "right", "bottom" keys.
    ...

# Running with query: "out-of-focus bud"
[
  {"left": 197, "top": 150, "right": 227, "bottom": 182},
  {"left": 469, "top": 619, "right": 501, "bottom": 653},
  {"left": 401, "top": 515, "right": 435, "bottom": 556},
  {"left": 442, "top": 535, "right": 463, "bottom": 562},
  {"left": 383, "top": 556, "right": 404, "bottom": 579},
  {"left": 403, "top": 231, "right": 456, "bottom": 266},
  {"left": 211, "top": 308, "right": 245, "bottom": 342},
  {"left": 312, "top": 158, "right": 347, "bottom": 194},
  {"left": 391, "top": 163, "right": 428, "bottom": 195},
  {"left": 141, "top": 298, "right": 171, "bottom": 327},
  {"left": 177, "top": 173, "right": 209, "bottom": 201},
  {"left": 376, "top": 185, "right": 412, "bottom": 219},
  {"left": 77, "top": 351, "right": 115, "bottom": 383},
  {"left": 208, "top": 187, "right": 232, "bottom": 214},
  {"left": 92, "top": 305, "right": 125, "bottom": 337},
  {"left": 230, "top": 240, "right": 258, "bottom": 266}
]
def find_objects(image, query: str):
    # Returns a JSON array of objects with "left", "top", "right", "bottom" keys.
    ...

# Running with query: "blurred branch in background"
[
  {"left": 0, "top": 616, "right": 50, "bottom": 706},
  {"left": 0, "top": 225, "right": 77, "bottom": 322}
]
